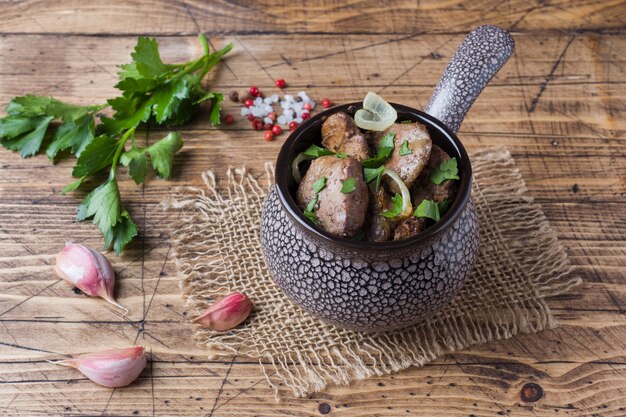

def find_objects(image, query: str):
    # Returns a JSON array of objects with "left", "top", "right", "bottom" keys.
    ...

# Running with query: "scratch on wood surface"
[
  {"left": 150, "top": 349, "right": 156, "bottom": 417},
  {"left": 263, "top": 32, "right": 424, "bottom": 70},
  {"left": 100, "top": 388, "right": 116, "bottom": 416},
  {"left": 213, "top": 371, "right": 277, "bottom": 413},
  {"left": 235, "top": 36, "right": 276, "bottom": 83},
  {"left": 205, "top": 356, "right": 236, "bottom": 417},
  {"left": 529, "top": 35, "right": 575, "bottom": 112},
  {"left": 376, "top": 34, "right": 458, "bottom": 95}
]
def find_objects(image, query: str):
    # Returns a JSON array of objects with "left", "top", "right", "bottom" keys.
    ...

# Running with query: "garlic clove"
[
  {"left": 53, "top": 346, "right": 147, "bottom": 388},
  {"left": 193, "top": 292, "right": 254, "bottom": 331},
  {"left": 54, "top": 242, "right": 127, "bottom": 314}
]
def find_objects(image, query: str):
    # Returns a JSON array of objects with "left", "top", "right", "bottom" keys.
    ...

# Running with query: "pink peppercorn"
[
  {"left": 264, "top": 130, "right": 274, "bottom": 141},
  {"left": 249, "top": 86, "right": 259, "bottom": 97},
  {"left": 243, "top": 98, "right": 254, "bottom": 107},
  {"left": 303, "top": 103, "right": 312, "bottom": 111},
  {"left": 272, "top": 125, "right": 282, "bottom": 135},
  {"left": 301, "top": 112, "right": 310, "bottom": 120},
  {"left": 321, "top": 98, "right": 332, "bottom": 108},
  {"left": 275, "top": 79, "right": 286, "bottom": 89},
  {"left": 223, "top": 115, "right": 235, "bottom": 124},
  {"left": 252, "top": 119, "right": 263, "bottom": 130}
]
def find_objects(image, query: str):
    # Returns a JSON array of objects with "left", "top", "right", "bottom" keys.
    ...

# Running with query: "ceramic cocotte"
[{"left": 260, "top": 25, "right": 514, "bottom": 332}]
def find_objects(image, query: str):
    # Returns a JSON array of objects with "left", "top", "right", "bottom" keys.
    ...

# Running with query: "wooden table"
[{"left": 0, "top": 1, "right": 624, "bottom": 416}]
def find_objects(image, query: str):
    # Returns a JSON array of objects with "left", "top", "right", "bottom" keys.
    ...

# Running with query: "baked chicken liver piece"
[
  {"left": 296, "top": 155, "right": 368, "bottom": 237},
  {"left": 371, "top": 122, "right": 432, "bottom": 194},
  {"left": 411, "top": 144, "right": 457, "bottom": 206},
  {"left": 321, "top": 112, "right": 371, "bottom": 161}
]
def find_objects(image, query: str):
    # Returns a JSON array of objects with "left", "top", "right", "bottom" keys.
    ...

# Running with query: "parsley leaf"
[
  {"left": 364, "top": 166, "right": 385, "bottom": 191},
  {"left": 311, "top": 176, "right": 327, "bottom": 193},
  {"left": 341, "top": 177, "right": 356, "bottom": 193},
  {"left": 430, "top": 157, "right": 460, "bottom": 185},
  {"left": 304, "top": 144, "right": 335, "bottom": 158},
  {"left": 146, "top": 132, "right": 183, "bottom": 179},
  {"left": 399, "top": 140, "right": 412, "bottom": 156},
  {"left": 382, "top": 193, "right": 403, "bottom": 218},
  {"left": 46, "top": 114, "right": 96, "bottom": 160},
  {"left": 120, "top": 147, "right": 148, "bottom": 185},
  {"left": 76, "top": 178, "right": 123, "bottom": 232},
  {"left": 71, "top": 135, "right": 119, "bottom": 178},
  {"left": 362, "top": 131, "right": 395, "bottom": 168},
  {"left": 303, "top": 177, "right": 327, "bottom": 224},
  {"left": 103, "top": 210, "right": 138, "bottom": 255},
  {"left": 306, "top": 194, "right": 319, "bottom": 213},
  {"left": 336, "top": 152, "right": 348, "bottom": 159},
  {"left": 76, "top": 178, "right": 138, "bottom": 255},
  {"left": 0, "top": 115, "right": 53, "bottom": 157},
  {"left": 303, "top": 210, "right": 318, "bottom": 224},
  {"left": 437, "top": 199, "right": 451, "bottom": 215},
  {"left": 124, "top": 37, "right": 170, "bottom": 79},
  {"left": 0, "top": 95, "right": 104, "bottom": 159},
  {"left": 414, "top": 199, "right": 440, "bottom": 221}
]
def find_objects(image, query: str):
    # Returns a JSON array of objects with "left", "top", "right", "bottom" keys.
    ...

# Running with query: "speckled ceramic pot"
[{"left": 261, "top": 25, "right": 514, "bottom": 332}]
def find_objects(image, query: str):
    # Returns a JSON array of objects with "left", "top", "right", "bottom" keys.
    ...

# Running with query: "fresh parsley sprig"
[
  {"left": 341, "top": 177, "right": 356, "bottom": 194},
  {"left": 430, "top": 157, "right": 459, "bottom": 184},
  {"left": 382, "top": 193, "right": 404, "bottom": 218},
  {"left": 413, "top": 199, "right": 451, "bottom": 222},
  {"left": 361, "top": 131, "right": 395, "bottom": 168},
  {"left": 0, "top": 34, "right": 231, "bottom": 254}
]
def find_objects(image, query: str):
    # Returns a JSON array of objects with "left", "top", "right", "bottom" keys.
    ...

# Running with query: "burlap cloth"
[{"left": 164, "top": 147, "right": 581, "bottom": 398}]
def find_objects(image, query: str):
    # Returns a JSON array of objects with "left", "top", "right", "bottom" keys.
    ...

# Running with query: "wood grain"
[
  {"left": 0, "top": 0, "right": 624, "bottom": 35},
  {"left": 0, "top": 1, "right": 625, "bottom": 416}
]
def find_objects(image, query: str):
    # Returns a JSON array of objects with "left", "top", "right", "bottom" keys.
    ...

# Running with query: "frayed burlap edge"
[{"left": 163, "top": 146, "right": 581, "bottom": 398}]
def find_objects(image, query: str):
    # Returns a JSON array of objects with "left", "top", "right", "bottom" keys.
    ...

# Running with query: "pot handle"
[{"left": 424, "top": 25, "right": 514, "bottom": 134}]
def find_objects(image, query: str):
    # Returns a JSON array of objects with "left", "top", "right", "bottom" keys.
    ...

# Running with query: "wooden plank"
[
  {"left": 0, "top": 6, "right": 624, "bottom": 416},
  {"left": 0, "top": 0, "right": 625, "bottom": 35}
]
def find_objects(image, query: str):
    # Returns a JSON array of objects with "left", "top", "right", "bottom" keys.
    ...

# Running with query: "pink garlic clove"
[
  {"left": 54, "top": 242, "right": 127, "bottom": 314},
  {"left": 193, "top": 292, "right": 254, "bottom": 331},
  {"left": 53, "top": 346, "right": 147, "bottom": 388}
]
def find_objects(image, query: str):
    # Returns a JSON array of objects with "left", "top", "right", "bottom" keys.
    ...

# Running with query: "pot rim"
[{"left": 274, "top": 102, "right": 472, "bottom": 252}]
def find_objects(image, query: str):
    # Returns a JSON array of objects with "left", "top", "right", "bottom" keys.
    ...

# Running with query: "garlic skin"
[
  {"left": 193, "top": 292, "right": 254, "bottom": 331},
  {"left": 54, "top": 242, "right": 127, "bottom": 313},
  {"left": 54, "top": 346, "right": 147, "bottom": 388}
]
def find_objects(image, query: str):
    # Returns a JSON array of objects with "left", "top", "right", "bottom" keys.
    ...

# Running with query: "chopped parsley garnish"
[
  {"left": 341, "top": 177, "right": 356, "bottom": 194},
  {"left": 399, "top": 140, "right": 412, "bottom": 156},
  {"left": 382, "top": 193, "right": 403, "bottom": 218},
  {"left": 364, "top": 165, "right": 385, "bottom": 191},
  {"left": 437, "top": 199, "right": 451, "bottom": 215},
  {"left": 303, "top": 209, "right": 318, "bottom": 224},
  {"left": 430, "top": 157, "right": 459, "bottom": 185},
  {"left": 362, "top": 131, "right": 395, "bottom": 168},
  {"left": 303, "top": 144, "right": 335, "bottom": 158},
  {"left": 336, "top": 152, "right": 348, "bottom": 159},
  {"left": 304, "top": 176, "right": 327, "bottom": 224},
  {"left": 414, "top": 199, "right": 440, "bottom": 221},
  {"left": 311, "top": 176, "right": 327, "bottom": 193}
]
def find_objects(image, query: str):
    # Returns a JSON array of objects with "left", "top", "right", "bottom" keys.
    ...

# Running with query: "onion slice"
[
  {"left": 355, "top": 92, "right": 397, "bottom": 131},
  {"left": 291, "top": 152, "right": 315, "bottom": 183},
  {"left": 383, "top": 168, "right": 413, "bottom": 220}
]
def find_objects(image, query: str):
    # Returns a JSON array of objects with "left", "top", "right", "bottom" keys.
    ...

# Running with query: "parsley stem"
[
  {"left": 110, "top": 127, "right": 136, "bottom": 179},
  {"left": 198, "top": 34, "right": 209, "bottom": 56}
]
